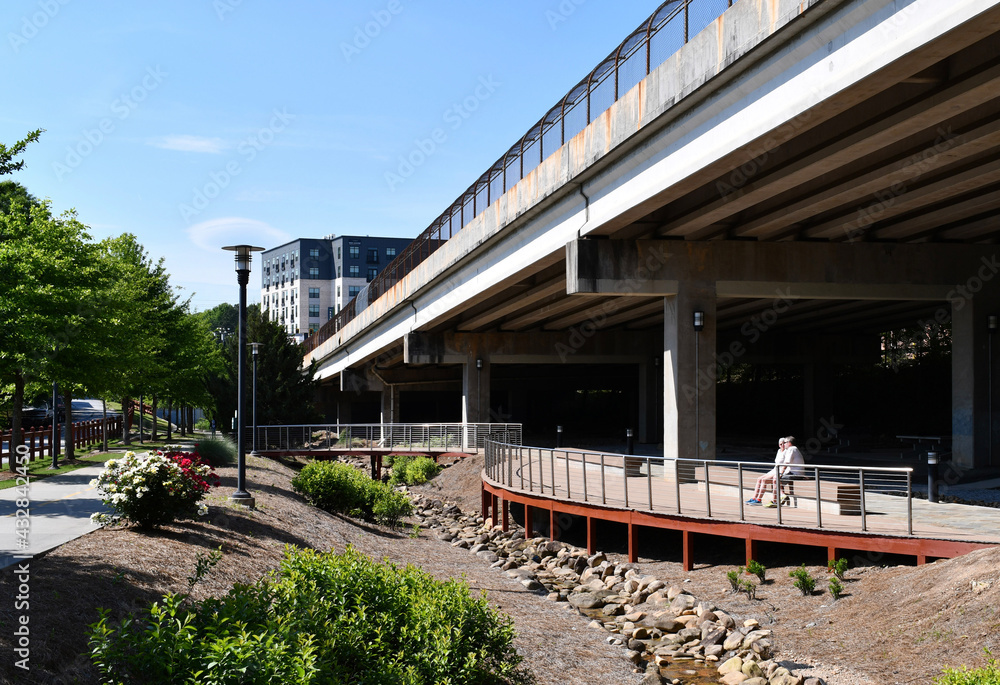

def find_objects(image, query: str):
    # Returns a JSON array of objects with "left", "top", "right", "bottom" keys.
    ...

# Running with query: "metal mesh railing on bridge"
[
  {"left": 254, "top": 423, "right": 522, "bottom": 453},
  {"left": 303, "top": 0, "right": 737, "bottom": 352}
]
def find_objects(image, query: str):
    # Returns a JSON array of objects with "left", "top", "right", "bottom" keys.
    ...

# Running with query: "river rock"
[
  {"left": 718, "top": 656, "right": 744, "bottom": 676},
  {"left": 568, "top": 592, "right": 604, "bottom": 610}
]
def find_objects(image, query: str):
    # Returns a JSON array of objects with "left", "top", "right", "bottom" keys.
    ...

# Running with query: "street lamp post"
[
  {"left": 250, "top": 342, "right": 263, "bottom": 457},
  {"left": 223, "top": 244, "right": 264, "bottom": 508}
]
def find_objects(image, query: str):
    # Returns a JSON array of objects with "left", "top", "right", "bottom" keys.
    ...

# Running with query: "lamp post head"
[
  {"left": 250, "top": 342, "right": 263, "bottom": 356},
  {"left": 989, "top": 314, "right": 998, "bottom": 333},
  {"left": 222, "top": 245, "right": 265, "bottom": 273},
  {"left": 693, "top": 310, "right": 705, "bottom": 331}
]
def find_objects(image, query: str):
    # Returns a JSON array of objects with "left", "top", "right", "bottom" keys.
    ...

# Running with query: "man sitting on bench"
[{"left": 747, "top": 436, "right": 805, "bottom": 506}]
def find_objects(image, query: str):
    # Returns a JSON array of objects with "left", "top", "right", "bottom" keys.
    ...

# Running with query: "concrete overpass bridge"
[{"left": 305, "top": 0, "right": 1000, "bottom": 471}]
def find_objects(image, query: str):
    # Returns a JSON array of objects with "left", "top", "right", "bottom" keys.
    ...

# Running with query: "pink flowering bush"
[{"left": 91, "top": 450, "right": 221, "bottom": 529}]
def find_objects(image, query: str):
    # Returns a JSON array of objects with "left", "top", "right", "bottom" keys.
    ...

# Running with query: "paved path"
[
  {"left": 0, "top": 443, "right": 198, "bottom": 570},
  {"left": 0, "top": 465, "right": 109, "bottom": 570}
]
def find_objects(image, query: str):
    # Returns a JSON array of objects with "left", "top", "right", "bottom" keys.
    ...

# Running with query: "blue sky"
[{"left": 3, "top": 0, "right": 660, "bottom": 311}]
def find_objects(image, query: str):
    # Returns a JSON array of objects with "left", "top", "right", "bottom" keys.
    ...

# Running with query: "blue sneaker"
[{"left": 746, "top": 498, "right": 761, "bottom": 505}]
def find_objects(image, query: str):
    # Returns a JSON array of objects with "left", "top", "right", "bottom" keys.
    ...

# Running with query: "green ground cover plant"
[
  {"left": 747, "top": 559, "right": 767, "bottom": 583},
  {"left": 191, "top": 435, "right": 237, "bottom": 467},
  {"left": 934, "top": 651, "right": 1000, "bottom": 684},
  {"left": 386, "top": 454, "right": 441, "bottom": 486},
  {"left": 790, "top": 564, "right": 816, "bottom": 596},
  {"left": 89, "top": 546, "right": 526, "bottom": 685},
  {"left": 292, "top": 460, "right": 412, "bottom": 528}
]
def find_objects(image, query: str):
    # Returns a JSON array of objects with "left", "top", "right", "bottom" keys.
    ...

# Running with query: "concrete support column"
[
  {"left": 638, "top": 360, "right": 660, "bottom": 444},
  {"left": 462, "top": 354, "right": 491, "bottom": 424},
  {"left": 952, "top": 288, "right": 1000, "bottom": 469},
  {"left": 462, "top": 353, "right": 491, "bottom": 449},
  {"left": 379, "top": 385, "right": 399, "bottom": 424},
  {"left": 663, "top": 282, "right": 717, "bottom": 461}
]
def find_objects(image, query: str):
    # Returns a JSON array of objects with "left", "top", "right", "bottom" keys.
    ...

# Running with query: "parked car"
[{"left": 19, "top": 402, "right": 64, "bottom": 427}]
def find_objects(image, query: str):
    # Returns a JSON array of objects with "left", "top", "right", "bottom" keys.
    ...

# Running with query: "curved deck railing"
[{"left": 484, "top": 436, "right": 919, "bottom": 537}]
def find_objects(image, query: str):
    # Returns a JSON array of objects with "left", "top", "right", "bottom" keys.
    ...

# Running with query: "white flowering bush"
[{"left": 91, "top": 450, "right": 220, "bottom": 529}]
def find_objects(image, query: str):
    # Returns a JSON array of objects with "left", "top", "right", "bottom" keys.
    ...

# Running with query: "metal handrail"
[
  {"left": 483, "top": 438, "right": 916, "bottom": 536},
  {"left": 304, "top": 0, "right": 737, "bottom": 353},
  {"left": 255, "top": 423, "right": 522, "bottom": 452}
]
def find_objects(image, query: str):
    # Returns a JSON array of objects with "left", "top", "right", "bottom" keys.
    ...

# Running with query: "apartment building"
[{"left": 260, "top": 234, "right": 412, "bottom": 336}]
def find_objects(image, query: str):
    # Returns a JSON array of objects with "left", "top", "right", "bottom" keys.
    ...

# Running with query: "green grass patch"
[{"left": 0, "top": 452, "right": 112, "bottom": 489}]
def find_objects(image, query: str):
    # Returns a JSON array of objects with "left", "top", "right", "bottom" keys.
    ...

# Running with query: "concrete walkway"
[{"left": 0, "top": 465, "right": 109, "bottom": 570}]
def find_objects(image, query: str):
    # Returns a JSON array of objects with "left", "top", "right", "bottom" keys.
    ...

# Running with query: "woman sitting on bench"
[{"left": 747, "top": 436, "right": 805, "bottom": 506}]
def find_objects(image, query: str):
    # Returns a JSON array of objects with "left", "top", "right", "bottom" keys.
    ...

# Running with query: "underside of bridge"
[{"left": 310, "top": 0, "right": 1000, "bottom": 473}]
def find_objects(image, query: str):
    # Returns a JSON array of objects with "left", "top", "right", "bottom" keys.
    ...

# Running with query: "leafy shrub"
[
  {"left": 790, "top": 564, "right": 816, "bottom": 596},
  {"left": 388, "top": 454, "right": 440, "bottom": 486},
  {"left": 726, "top": 567, "right": 744, "bottom": 593},
  {"left": 89, "top": 546, "right": 525, "bottom": 685},
  {"left": 192, "top": 435, "right": 237, "bottom": 467},
  {"left": 292, "top": 461, "right": 413, "bottom": 528},
  {"left": 827, "top": 557, "right": 849, "bottom": 580},
  {"left": 90, "top": 450, "right": 220, "bottom": 529},
  {"left": 828, "top": 577, "right": 844, "bottom": 601},
  {"left": 935, "top": 651, "right": 1000, "bottom": 684},
  {"left": 194, "top": 417, "right": 211, "bottom": 430},
  {"left": 747, "top": 559, "right": 767, "bottom": 583},
  {"left": 739, "top": 579, "right": 758, "bottom": 601}
]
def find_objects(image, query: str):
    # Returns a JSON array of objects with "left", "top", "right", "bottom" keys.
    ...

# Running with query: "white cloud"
[
  {"left": 185, "top": 217, "right": 292, "bottom": 253},
  {"left": 149, "top": 135, "right": 227, "bottom": 153}
]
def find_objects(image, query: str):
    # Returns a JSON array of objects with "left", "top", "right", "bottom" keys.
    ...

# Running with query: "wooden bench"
[{"left": 691, "top": 464, "right": 862, "bottom": 516}]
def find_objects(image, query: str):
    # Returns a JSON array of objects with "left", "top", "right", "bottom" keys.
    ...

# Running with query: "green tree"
[
  {"left": 0, "top": 198, "right": 99, "bottom": 466},
  {"left": 0, "top": 129, "right": 42, "bottom": 176},
  {"left": 204, "top": 304, "right": 321, "bottom": 431}
]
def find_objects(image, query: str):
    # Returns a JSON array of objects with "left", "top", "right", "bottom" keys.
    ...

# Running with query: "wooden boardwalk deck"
[{"left": 482, "top": 450, "right": 1000, "bottom": 570}]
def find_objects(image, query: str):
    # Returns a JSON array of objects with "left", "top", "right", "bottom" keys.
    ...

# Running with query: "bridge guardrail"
[
  {"left": 484, "top": 437, "right": 915, "bottom": 536},
  {"left": 304, "top": 0, "right": 736, "bottom": 352},
  {"left": 255, "top": 423, "right": 522, "bottom": 453}
]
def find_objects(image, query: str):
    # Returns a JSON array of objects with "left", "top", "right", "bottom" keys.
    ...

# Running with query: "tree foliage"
[{"left": 203, "top": 304, "right": 321, "bottom": 429}]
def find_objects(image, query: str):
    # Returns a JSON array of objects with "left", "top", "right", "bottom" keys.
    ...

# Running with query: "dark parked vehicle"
[{"left": 20, "top": 402, "right": 64, "bottom": 427}]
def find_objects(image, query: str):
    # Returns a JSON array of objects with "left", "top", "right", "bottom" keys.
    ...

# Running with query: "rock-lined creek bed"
[{"left": 409, "top": 491, "right": 827, "bottom": 685}]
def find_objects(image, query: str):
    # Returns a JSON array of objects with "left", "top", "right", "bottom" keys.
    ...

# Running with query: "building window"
[
  {"left": 309, "top": 287, "right": 320, "bottom": 299},
  {"left": 336, "top": 286, "right": 341, "bottom": 299},
  {"left": 309, "top": 304, "right": 320, "bottom": 318},
  {"left": 349, "top": 265, "right": 359, "bottom": 277},
  {"left": 386, "top": 247, "right": 396, "bottom": 257},
  {"left": 309, "top": 323, "right": 319, "bottom": 334},
  {"left": 337, "top": 266, "right": 341, "bottom": 277},
  {"left": 367, "top": 268, "right": 377, "bottom": 282},
  {"left": 366, "top": 248, "right": 378, "bottom": 264},
  {"left": 309, "top": 248, "right": 320, "bottom": 258},
  {"left": 349, "top": 245, "right": 360, "bottom": 259},
  {"left": 348, "top": 285, "right": 361, "bottom": 298},
  {"left": 309, "top": 267, "right": 319, "bottom": 278},
  {"left": 337, "top": 247, "right": 341, "bottom": 259},
  {"left": 327, "top": 306, "right": 333, "bottom": 320}
]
